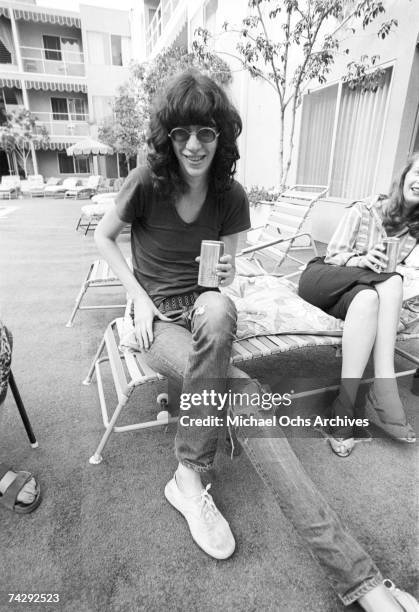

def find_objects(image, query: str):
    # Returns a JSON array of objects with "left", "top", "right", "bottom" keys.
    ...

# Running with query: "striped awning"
[
  {"left": 0, "top": 78, "right": 22, "bottom": 89},
  {"left": 13, "top": 9, "right": 81, "bottom": 28},
  {"left": 34, "top": 140, "right": 78, "bottom": 151},
  {"left": 0, "top": 7, "right": 9, "bottom": 18},
  {"left": 25, "top": 80, "right": 87, "bottom": 93}
]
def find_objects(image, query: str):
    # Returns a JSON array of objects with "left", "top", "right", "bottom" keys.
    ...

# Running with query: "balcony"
[
  {"left": 20, "top": 45, "right": 85, "bottom": 78},
  {"left": 33, "top": 111, "right": 90, "bottom": 137},
  {"left": 146, "top": 0, "right": 185, "bottom": 56}
]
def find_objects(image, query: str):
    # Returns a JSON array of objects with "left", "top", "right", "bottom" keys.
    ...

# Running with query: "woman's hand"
[
  {"left": 133, "top": 295, "right": 172, "bottom": 351},
  {"left": 358, "top": 243, "right": 388, "bottom": 272}
]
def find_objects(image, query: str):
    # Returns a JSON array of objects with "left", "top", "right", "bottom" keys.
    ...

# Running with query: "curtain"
[
  {"left": 121, "top": 37, "right": 131, "bottom": 67},
  {"left": 0, "top": 17, "right": 16, "bottom": 64},
  {"left": 87, "top": 31, "right": 109, "bottom": 65},
  {"left": 296, "top": 84, "right": 338, "bottom": 187},
  {"left": 330, "top": 68, "right": 392, "bottom": 199}
]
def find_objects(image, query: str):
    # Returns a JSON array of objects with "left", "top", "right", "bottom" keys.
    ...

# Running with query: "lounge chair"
[
  {"left": 97, "top": 178, "right": 113, "bottom": 193},
  {"left": 0, "top": 175, "right": 21, "bottom": 199},
  {"left": 65, "top": 257, "right": 131, "bottom": 327},
  {"left": 75, "top": 198, "right": 116, "bottom": 235},
  {"left": 20, "top": 175, "right": 45, "bottom": 198},
  {"left": 84, "top": 299, "right": 419, "bottom": 464},
  {"left": 65, "top": 175, "right": 103, "bottom": 200},
  {"left": 237, "top": 185, "right": 328, "bottom": 277},
  {"left": 44, "top": 177, "right": 80, "bottom": 198}
]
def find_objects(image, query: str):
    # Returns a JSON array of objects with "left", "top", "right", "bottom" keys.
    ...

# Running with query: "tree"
[
  {"left": 193, "top": 0, "right": 398, "bottom": 187},
  {"left": 98, "top": 89, "right": 147, "bottom": 175},
  {"left": 98, "top": 43, "right": 232, "bottom": 170},
  {"left": 141, "top": 43, "right": 232, "bottom": 105},
  {"left": 0, "top": 108, "right": 49, "bottom": 177}
]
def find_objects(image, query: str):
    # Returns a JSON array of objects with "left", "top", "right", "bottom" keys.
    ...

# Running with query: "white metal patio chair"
[
  {"left": 84, "top": 305, "right": 419, "bottom": 465},
  {"left": 0, "top": 176, "right": 21, "bottom": 199},
  {"left": 65, "top": 257, "right": 131, "bottom": 327},
  {"left": 44, "top": 177, "right": 80, "bottom": 198},
  {"left": 237, "top": 185, "right": 328, "bottom": 277},
  {"left": 65, "top": 175, "right": 103, "bottom": 200},
  {"left": 20, "top": 174, "right": 45, "bottom": 198}
]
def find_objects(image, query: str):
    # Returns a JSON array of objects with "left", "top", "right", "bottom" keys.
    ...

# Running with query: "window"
[
  {"left": 58, "top": 152, "right": 90, "bottom": 174},
  {"left": 296, "top": 67, "right": 392, "bottom": 199},
  {"left": 87, "top": 31, "right": 130, "bottom": 66},
  {"left": 68, "top": 98, "right": 85, "bottom": 121},
  {"left": 296, "top": 84, "right": 338, "bottom": 188},
  {"left": 3, "top": 87, "right": 19, "bottom": 105},
  {"left": 51, "top": 98, "right": 68, "bottom": 120},
  {"left": 58, "top": 151, "right": 73, "bottom": 173},
  {"left": 111, "top": 35, "right": 122, "bottom": 66},
  {"left": 43, "top": 35, "right": 61, "bottom": 61},
  {"left": 0, "top": 17, "right": 15, "bottom": 64},
  {"left": 51, "top": 98, "right": 86, "bottom": 121},
  {"left": 0, "top": 40, "right": 11, "bottom": 64},
  {"left": 61, "top": 37, "right": 82, "bottom": 64}
]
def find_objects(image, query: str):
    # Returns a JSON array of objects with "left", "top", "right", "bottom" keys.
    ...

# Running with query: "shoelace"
[{"left": 198, "top": 484, "right": 220, "bottom": 523}]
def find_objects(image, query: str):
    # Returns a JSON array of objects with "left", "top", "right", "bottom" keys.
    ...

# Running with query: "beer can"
[
  {"left": 198, "top": 240, "right": 224, "bottom": 287},
  {"left": 382, "top": 237, "right": 400, "bottom": 272}
]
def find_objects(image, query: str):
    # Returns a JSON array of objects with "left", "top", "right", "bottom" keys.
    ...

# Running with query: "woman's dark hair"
[
  {"left": 147, "top": 68, "right": 242, "bottom": 198},
  {"left": 383, "top": 152, "right": 419, "bottom": 239}
]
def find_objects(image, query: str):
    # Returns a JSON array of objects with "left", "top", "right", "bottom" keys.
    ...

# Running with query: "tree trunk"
[{"left": 278, "top": 106, "right": 285, "bottom": 189}]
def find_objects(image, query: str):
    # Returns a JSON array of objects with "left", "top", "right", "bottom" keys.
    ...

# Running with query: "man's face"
[{"left": 170, "top": 125, "right": 218, "bottom": 183}]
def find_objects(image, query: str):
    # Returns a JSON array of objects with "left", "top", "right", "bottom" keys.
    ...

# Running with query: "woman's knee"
[
  {"left": 376, "top": 274, "right": 403, "bottom": 296},
  {"left": 349, "top": 289, "right": 379, "bottom": 317}
]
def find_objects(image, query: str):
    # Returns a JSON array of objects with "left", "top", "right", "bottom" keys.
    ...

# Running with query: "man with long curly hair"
[{"left": 94, "top": 69, "right": 417, "bottom": 611}]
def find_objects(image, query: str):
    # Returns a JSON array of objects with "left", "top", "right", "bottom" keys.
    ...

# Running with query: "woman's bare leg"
[{"left": 373, "top": 275, "right": 403, "bottom": 377}]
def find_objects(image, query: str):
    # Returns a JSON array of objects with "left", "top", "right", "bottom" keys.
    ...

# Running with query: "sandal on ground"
[
  {"left": 383, "top": 579, "right": 419, "bottom": 611},
  {"left": 364, "top": 391, "right": 416, "bottom": 443},
  {"left": 0, "top": 464, "right": 42, "bottom": 514},
  {"left": 328, "top": 436, "right": 355, "bottom": 458}
]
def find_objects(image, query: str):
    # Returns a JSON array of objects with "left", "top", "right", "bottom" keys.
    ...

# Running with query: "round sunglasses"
[{"left": 168, "top": 127, "right": 220, "bottom": 144}]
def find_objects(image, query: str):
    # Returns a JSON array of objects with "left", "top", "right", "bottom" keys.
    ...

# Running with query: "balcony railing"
[
  {"left": 20, "top": 45, "right": 85, "bottom": 77},
  {"left": 146, "top": 0, "right": 181, "bottom": 55},
  {"left": 33, "top": 111, "right": 89, "bottom": 137}
]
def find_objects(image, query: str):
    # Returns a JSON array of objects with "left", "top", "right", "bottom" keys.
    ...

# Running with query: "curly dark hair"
[
  {"left": 382, "top": 152, "right": 419, "bottom": 240},
  {"left": 147, "top": 68, "right": 242, "bottom": 198}
]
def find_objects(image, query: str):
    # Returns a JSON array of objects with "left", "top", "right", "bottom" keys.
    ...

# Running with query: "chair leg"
[
  {"left": 8, "top": 372, "right": 38, "bottom": 448},
  {"left": 89, "top": 393, "right": 130, "bottom": 465},
  {"left": 83, "top": 336, "right": 106, "bottom": 385},
  {"left": 66, "top": 264, "right": 94, "bottom": 327},
  {"left": 66, "top": 283, "right": 89, "bottom": 327}
]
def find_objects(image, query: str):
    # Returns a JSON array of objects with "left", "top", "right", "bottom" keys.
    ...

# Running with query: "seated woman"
[{"left": 298, "top": 153, "right": 419, "bottom": 457}]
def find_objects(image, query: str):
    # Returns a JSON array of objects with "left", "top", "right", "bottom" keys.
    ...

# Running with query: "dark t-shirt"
[{"left": 115, "top": 166, "right": 251, "bottom": 306}]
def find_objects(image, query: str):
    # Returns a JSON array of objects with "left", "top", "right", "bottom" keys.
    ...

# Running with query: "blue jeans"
[{"left": 142, "top": 291, "right": 382, "bottom": 605}]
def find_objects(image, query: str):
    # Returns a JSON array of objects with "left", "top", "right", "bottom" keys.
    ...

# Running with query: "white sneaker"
[{"left": 164, "top": 476, "right": 235, "bottom": 560}]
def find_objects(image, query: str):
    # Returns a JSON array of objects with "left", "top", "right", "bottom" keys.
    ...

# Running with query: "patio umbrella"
[{"left": 66, "top": 138, "right": 114, "bottom": 175}]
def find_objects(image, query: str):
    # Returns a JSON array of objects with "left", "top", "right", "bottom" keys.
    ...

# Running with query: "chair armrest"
[{"left": 237, "top": 232, "right": 309, "bottom": 256}]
